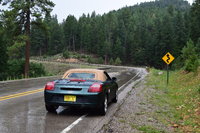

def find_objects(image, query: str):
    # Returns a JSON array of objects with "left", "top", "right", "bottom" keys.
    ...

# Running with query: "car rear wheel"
[
  {"left": 99, "top": 95, "right": 108, "bottom": 115},
  {"left": 45, "top": 104, "right": 58, "bottom": 113},
  {"left": 113, "top": 90, "right": 118, "bottom": 103}
]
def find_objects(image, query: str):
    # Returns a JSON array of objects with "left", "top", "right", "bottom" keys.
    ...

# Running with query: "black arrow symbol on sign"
[{"left": 166, "top": 54, "right": 170, "bottom": 63}]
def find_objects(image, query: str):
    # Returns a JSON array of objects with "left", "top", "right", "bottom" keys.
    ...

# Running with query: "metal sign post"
[
  {"left": 167, "top": 64, "right": 169, "bottom": 86},
  {"left": 162, "top": 52, "right": 175, "bottom": 86}
]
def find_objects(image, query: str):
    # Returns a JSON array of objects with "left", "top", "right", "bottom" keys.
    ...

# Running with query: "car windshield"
[{"left": 68, "top": 73, "right": 95, "bottom": 79}]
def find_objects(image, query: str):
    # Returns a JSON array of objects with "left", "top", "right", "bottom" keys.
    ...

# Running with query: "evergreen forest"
[{"left": 0, "top": 0, "right": 200, "bottom": 80}]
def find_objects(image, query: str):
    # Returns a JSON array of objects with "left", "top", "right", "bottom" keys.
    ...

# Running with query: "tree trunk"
[
  {"left": 68, "top": 38, "right": 70, "bottom": 50},
  {"left": 104, "top": 54, "right": 107, "bottom": 65},
  {"left": 45, "top": 38, "right": 48, "bottom": 55},
  {"left": 73, "top": 35, "right": 75, "bottom": 52},
  {"left": 39, "top": 47, "right": 42, "bottom": 56},
  {"left": 24, "top": 3, "right": 31, "bottom": 78}
]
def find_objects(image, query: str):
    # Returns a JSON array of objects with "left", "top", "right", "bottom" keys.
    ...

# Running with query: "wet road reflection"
[{"left": 0, "top": 68, "right": 137, "bottom": 133}]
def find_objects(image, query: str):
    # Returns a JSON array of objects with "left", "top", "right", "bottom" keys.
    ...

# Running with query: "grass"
[
  {"left": 138, "top": 125, "right": 165, "bottom": 133},
  {"left": 135, "top": 111, "right": 146, "bottom": 115},
  {"left": 130, "top": 124, "right": 165, "bottom": 133},
  {"left": 146, "top": 68, "right": 200, "bottom": 132},
  {"left": 119, "top": 119, "right": 126, "bottom": 123}
]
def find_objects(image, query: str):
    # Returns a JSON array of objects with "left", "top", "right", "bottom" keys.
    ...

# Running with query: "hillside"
[
  {"left": 2, "top": 0, "right": 200, "bottom": 80},
  {"left": 147, "top": 68, "right": 200, "bottom": 132},
  {"left": 99, "top": 67, "right": 200, "bottom": 133},
  {"left": 136, "top": 0, "right": 190, "bottom": 9},
  {"left": 30, "top": 0, "right": 191, "bottom": 69}
]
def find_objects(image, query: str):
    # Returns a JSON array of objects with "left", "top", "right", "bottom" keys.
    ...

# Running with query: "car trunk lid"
[{"left": 54, "top": 79, "right": 101, "bottom": 94}]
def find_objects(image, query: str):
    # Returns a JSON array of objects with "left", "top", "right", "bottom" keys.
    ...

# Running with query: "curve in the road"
[
  {"left": 60, "top": 69, "right": 143, "bottom": 133},
  {"left": 0, "top": 67, "right": 147, "bottom": 133}
]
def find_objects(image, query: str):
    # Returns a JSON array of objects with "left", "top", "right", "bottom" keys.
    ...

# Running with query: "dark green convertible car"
[{"left": 44, "top": 69, "right": 118, "bottom": 115}]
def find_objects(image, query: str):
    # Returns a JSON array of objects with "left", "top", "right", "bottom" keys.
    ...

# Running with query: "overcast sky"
[{"left": 51, "top": 0, "right": 193, "bottom": 22}]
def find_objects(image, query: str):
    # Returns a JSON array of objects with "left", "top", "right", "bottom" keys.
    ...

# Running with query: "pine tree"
[
  {"left": 196, "top": 38, "right": 200, "bottom": 57},
  {"left": 1, "top": 0, "right": 54, "bottom": 77},
  {"left": 109, "top": 58, "right": 114, "bottom": 65},
  {"left": 115, "top": 57, "right": 122, "bottom": 65},
  {"left": 113, "top": 38, "right": 123, "bottom": 59},
  {"left": 31, "top": 19, "right": 46, "bottom": 56},
  {"left": 0, "top": 26, "right": 8, "bottom": 80},
  {"left": 48, "top": 15, "right": 64, "bottom": 55},
  {"left": 181, "top": 39, "right": 199, "bottom": 72},
  {"left": 174, "top": 11, "right": 187, "bottom": 57},
  {"left": 63, "top": 15, "right": 77, "bottom": 52},
  {"left": 190, "top": 0, "right": 200, "bottom": 43}
]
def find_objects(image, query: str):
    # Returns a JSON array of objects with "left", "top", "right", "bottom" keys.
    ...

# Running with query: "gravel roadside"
[{"left": 98, "top": 78, "right": 173, "bottom": 133}]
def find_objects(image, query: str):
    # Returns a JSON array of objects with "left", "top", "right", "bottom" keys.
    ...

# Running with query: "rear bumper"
[{"left": 44, "top": 91, "right": 104, "bottom": 108}]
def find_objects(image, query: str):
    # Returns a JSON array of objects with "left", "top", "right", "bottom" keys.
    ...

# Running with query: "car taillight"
[
  {"left": 88, "top": 83, "right": 103, "bottom": 93},
  {"left": 45, "top": 82, "right": 55, "bottom": 91}
]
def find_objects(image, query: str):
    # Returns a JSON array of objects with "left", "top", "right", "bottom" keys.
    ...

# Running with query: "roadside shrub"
[
  {"left": 77, "top": 54, "right": 82, "bottom": 59},
  {"left": 196, "top": 38, "right": 200, "bottom": 57},
  {"left": 97, "top": 57, "right": 104, "bottom": 64},
  {"left": 43, "top": 55, "right": 48, "bottom": 59},
  {"left": 115, "top": 57, "right": 122, "bottom": 65},
  {"left": 71, "top": 54, "right": 78, "bottom": 58},
  {"left": 29, "top": 62, "right": 46, "bottom": 77},
  {"left": 63, "top": 50, "right": 70, "bottom": 59},
  {"left": 172, "top": 56, "right": 184, "bottom": 70},
  {"left": 7, "top": 59, "right": 24, "bottom": 79},
  {"left": 181, "top": 39, "right": 199, "bottom": 72},
  {"left": 0, "top": 72, "right": 8, "bottom": 81},
  {"left": 87, "top": 56, "right": 94, "bottom": 63},
  {"left": 6, "top": 59, "right": 46, "bottom": 80},
  {"left": 81, "top": 54, "right": 88, "bottom": 58},
  {"left": 109, "top": 58, "right": 114, "bottom": 65},
  {"left": 87, "top": 56, "right": 92, "bottom": 63},
  {"left": 184, "top": 58, "right": 199, "bottom": 72}
]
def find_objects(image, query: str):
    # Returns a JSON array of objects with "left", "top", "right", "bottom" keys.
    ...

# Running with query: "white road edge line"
[
  {"left": 60, "top": 69, "right": 142, "bottom": 133},
  {"left": 60, "top": 114, "right": 87, "bottom": 133}
]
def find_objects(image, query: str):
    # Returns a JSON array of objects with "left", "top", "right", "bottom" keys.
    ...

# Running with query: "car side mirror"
[{"left": 112, "top": 77, "right": 117, "bottom": 81}]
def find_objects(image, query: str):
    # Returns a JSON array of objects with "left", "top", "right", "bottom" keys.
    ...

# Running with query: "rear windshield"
[{"left": 68, "top": 73, "right": 95, "bottom": 79}]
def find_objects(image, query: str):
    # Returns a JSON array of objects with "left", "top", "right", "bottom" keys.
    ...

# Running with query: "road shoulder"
[{"left": 98, "top": 78, "right": 173, "bottom": 133}]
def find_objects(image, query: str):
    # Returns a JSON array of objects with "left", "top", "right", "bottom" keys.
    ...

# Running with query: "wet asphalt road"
[{"left": 0, "top": 67, "right": 145, "bottom": 133}]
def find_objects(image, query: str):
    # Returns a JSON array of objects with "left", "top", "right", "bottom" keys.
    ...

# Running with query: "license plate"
[{"left": 64, "top": 95, "right": 76, "bottom": 102}]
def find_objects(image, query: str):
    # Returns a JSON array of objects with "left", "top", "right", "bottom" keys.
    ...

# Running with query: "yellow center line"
[
  {"left": 0, "top": 88, "right": 44, "bottom": 99},
  {"left": 0, "top": 88, "right": 44, "bottom": 101}
]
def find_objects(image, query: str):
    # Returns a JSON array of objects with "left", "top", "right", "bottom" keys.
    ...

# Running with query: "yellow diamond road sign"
[{"left": 162, "top": 52, "right": 175, "bottom": 65}]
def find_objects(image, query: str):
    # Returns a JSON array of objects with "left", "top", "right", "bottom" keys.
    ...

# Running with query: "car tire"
[
  {"left": 99, "top": 95, "right": 108, "bottom": 115},
  {"left": 45, "top": 104, "right": 58, "bottom": 113},
  {"left": 113, "top": 90, "right": 118, "bottom": 103}
]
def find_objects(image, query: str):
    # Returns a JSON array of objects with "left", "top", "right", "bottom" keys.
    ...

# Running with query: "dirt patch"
[
  {"left": 98, "top": 79, "right": 173, "bottom": 133},
  {"left": 56, "top": 58, "right": 80, "bottom": 63}
]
